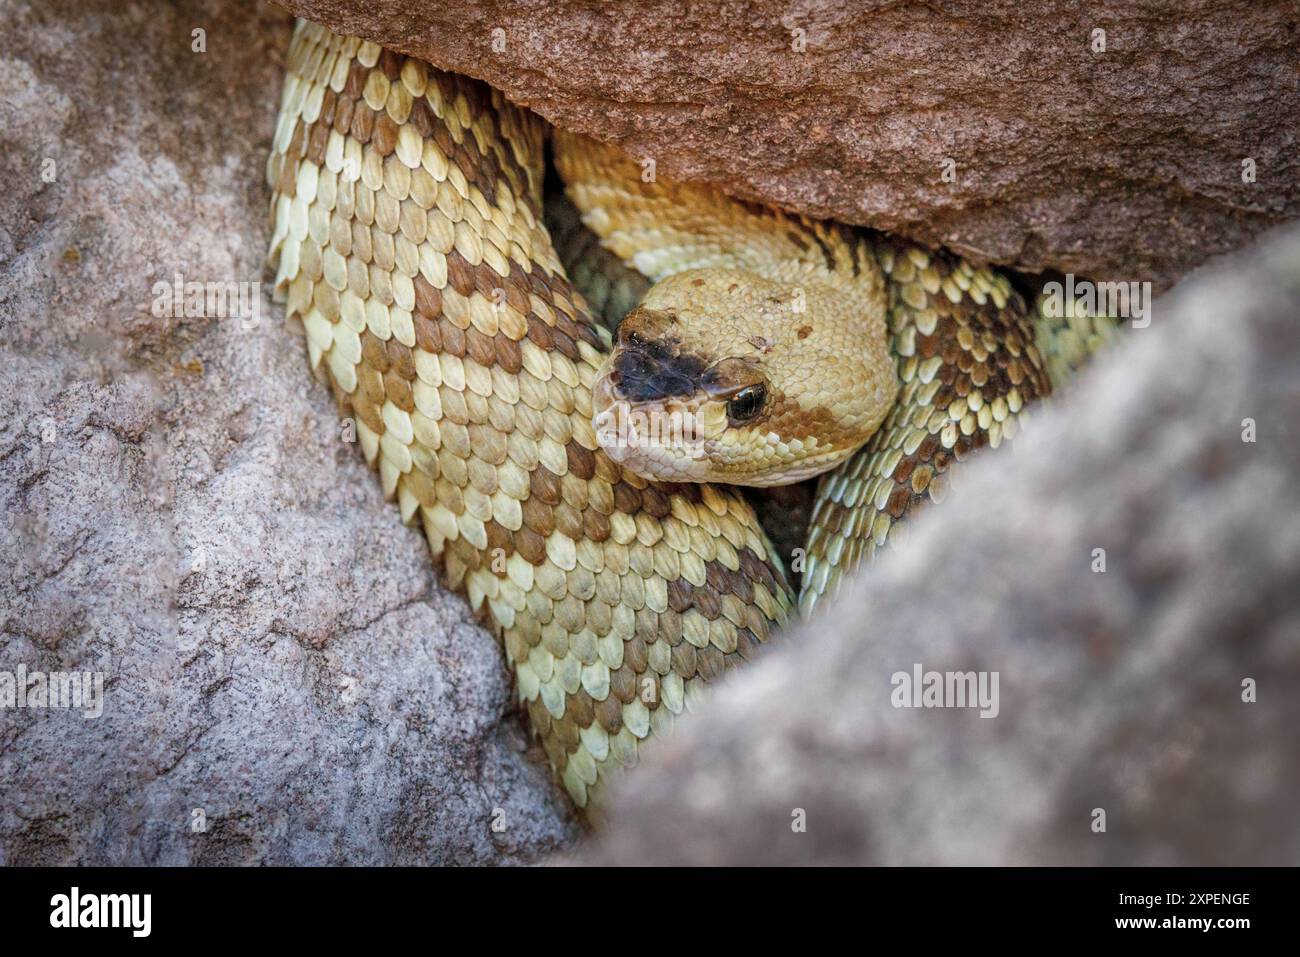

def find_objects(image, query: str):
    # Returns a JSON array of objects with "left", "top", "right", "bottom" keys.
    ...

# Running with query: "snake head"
[{"left": 591, "top": 268, "right": 897, "bottom": 486}]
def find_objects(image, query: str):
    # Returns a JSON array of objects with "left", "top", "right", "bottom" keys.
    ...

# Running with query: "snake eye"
[{"left": 726, "top": 384, "right": 767, "bottom": 424}]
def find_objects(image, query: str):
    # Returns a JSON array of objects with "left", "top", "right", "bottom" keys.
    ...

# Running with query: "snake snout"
[{"left": 609, "top": 342, "right": 707, "bottom": 404}]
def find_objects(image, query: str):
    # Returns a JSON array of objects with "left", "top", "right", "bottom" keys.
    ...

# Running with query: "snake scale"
[{"left": 268, "top": 20, "right": 1119, "bottom": 812}]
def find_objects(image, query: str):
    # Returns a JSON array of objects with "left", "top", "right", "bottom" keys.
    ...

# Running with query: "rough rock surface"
[
  {"left": 281, "top": 0, "right": 1299, "bottom": 292},
  {"left": 0, "top": 0, "right": 577, "bottom": 864},
  {"left": 580, "top": 224, "right": 1300, "bottom": 865}
]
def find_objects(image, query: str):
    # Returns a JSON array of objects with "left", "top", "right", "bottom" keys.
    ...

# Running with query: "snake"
[{"left": 267, "top": 20, "right": 1120, "bottom": 812}]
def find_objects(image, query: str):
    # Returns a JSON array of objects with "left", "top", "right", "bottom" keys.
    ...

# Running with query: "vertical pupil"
[{"left": 728, "top": 385, "right": 765, "bottom": 421}]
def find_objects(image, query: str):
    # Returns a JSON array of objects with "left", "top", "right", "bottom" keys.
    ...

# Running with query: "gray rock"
[
  {"left": 0, "top": 0, "right": 576, "bottom": 865},
  {"left": 580, "top": 224, "right": 1300, "bottom": 865}
]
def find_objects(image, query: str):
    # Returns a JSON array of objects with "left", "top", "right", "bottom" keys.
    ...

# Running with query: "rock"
[
  {"left": 280, "top": 0, "right": 1298, "bottom": 291},
  {"left": 578, "top": 223, "right": 1300, "bottom": 865},
  {"left": 0, "top": 0, "right": 576, "bottom": 864}
]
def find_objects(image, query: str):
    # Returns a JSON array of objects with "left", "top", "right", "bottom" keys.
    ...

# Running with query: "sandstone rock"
[
  {"left": 579, "top": 223, "right": 1300, "bottom": 865},
  {"left": 0, "top": 0, "right": 576, "bottom": 864},
  {"left": 281, "top": 0, "right": 1299, "bottom": 291}
]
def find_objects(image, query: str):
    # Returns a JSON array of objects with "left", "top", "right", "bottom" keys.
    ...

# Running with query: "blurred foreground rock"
[
  {"left": 580, "top": 223, "right": 1300, "bottom": 865},
  {"left": 282, "top": 0, "right": 1299, "bottom": 291}
]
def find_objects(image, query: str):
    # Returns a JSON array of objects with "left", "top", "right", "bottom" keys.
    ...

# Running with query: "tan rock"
[{"left": 282, "top": 0, "right": 1299, "bottom": 290}]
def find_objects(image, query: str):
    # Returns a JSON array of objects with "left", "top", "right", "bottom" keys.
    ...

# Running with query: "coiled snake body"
[{"left": 268, "top": 21, "right": 1117, "bottom": 810}]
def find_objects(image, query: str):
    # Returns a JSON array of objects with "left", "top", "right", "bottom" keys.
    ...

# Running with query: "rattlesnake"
[{"left": 267, "top": 20, "right": 1118, "bottom": 811}]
